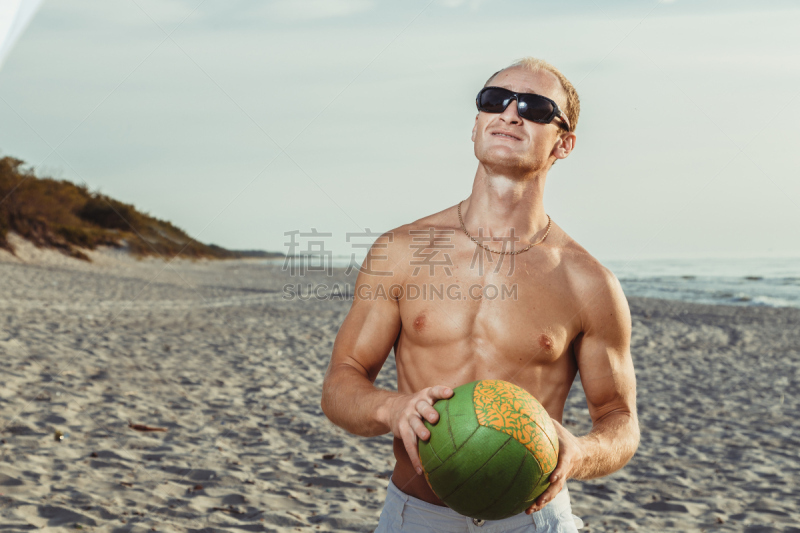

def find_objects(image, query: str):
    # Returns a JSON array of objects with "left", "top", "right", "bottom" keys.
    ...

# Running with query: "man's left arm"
[{"left": 527, "top": 269, "right": 640, "bottom": 513}]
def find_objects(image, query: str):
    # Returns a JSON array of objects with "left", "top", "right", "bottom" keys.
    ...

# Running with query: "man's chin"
[{"left": 477, "top": 152, "right": 537, "bottom": 175}]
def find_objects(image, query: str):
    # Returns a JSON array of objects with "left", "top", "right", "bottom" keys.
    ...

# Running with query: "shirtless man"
[{"left": 321, "top": 57, "right": 639, "bottom": 532}]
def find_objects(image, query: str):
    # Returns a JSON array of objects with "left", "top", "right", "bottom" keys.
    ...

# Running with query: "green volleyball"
[{"left": 418, "top": 379, "right": 559, "bottom": 521}]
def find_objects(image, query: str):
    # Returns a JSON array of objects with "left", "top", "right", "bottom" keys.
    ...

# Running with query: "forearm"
[
  {"left": 572, "top": 410, "right": 640, "bottom": 480},
  {"left": 320, "top": 364, "right": 400, "bottom": 437}
]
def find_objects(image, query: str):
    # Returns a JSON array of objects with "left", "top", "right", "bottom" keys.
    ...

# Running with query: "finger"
[
  {"left": 409, "top": 414, "right": 431, "bottom": 441},
  {"left": 545, "top": 457, "right": 569, "bottom": 491},
  {"left": 549, "top": 466, "right": 566, "bottom": 484},
  {"left": 527, "top": 498, "right": 547, "bottom": 514},
  {"left": 525, "top": 498, "right": 546, "bottom": 515},
  {"left": 429, "top": 385, "right": 453, "bottom": 400},
  {"left": 416, "top": 400, "right": 439, "bottom": 424},
  {"left": 401, "top": 425, "right": 423, "bottom": 475},
  {"left": 534, "top": 478, "right": 564, "bottom": 509}
]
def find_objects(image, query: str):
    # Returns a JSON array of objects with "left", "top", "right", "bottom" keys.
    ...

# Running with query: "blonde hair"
[{"left": 484, "top": 57, "right": 580, "bottom": 133}]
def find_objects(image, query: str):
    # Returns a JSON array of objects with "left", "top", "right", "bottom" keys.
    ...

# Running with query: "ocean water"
[
  {"left": 271, "top": 255, "right": 800, "bottom": 309},
  {"left": 604, "top": 257, "right": 800, "bottom": 309}
]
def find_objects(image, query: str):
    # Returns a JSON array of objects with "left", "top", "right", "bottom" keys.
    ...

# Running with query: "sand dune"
[{"left": 1, "top": 243, "right": 798, "bottom": 532}]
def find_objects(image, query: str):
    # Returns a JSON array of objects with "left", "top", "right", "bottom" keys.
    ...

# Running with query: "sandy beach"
[{"left": 1, "top": 237, "right": 799, "bottom": 532}]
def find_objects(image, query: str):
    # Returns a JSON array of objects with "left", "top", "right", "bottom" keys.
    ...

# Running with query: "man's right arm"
[{"left": 320, "top": 232, "right": 453, "bottom": 473}]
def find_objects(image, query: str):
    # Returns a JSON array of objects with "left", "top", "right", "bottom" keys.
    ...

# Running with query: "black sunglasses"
[{"left": 476, "top": 86, "right": 570, "bottom": 131}]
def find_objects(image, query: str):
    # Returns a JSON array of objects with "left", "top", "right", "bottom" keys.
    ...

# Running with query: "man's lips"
[{"left": 490, "top": 131, "right": 522, "bottom": 141}]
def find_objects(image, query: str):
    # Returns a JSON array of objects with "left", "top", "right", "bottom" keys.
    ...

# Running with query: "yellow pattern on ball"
[{"left": 473, "top": 380, "right": 559, "bottom": 473}]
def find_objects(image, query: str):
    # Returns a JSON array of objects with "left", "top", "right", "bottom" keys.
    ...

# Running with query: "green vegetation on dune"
[{"left": 0, "top": 156, "right": 281, "bottom": 261}]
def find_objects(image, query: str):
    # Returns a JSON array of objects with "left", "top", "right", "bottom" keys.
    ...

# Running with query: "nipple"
[{"left": 538, "top": 334, "right": 554, "bottom": 350}]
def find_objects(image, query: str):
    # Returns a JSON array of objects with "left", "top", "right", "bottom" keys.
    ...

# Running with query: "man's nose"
[{"left": 499, "top": 99, "right": 522, "bottom": 124}]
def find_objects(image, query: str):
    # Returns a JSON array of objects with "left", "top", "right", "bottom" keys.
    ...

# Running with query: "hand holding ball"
[{"left": 418, "top": 379, "right": 559, "bottom": 520}]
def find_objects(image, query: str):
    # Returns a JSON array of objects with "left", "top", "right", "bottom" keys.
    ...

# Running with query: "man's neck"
[{"left": 463, "top": 164, "right": 550, "bottom": 245}]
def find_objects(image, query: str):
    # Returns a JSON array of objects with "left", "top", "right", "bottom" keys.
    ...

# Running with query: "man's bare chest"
[{"left": 394, "top": 252, "right": 580, "bottom": 362}]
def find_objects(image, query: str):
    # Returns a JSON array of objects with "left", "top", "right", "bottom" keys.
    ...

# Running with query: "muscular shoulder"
[
  {"left": 554, "top": 230, "right": 630, "bottom": 334},
  {"left": 395, "top": 205, "right": 458, "bottom": 239},
  {"left": 362, "top": 204, "right": 458, "bottom": 280},
  {"left": 376, "top": 205, "right": 458, "bottom": 256},
  {"left": 558, "top": 237, "right": 616, "bottom": 292}
]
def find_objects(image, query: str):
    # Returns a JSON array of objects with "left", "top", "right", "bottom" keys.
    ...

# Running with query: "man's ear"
[
  {"left": 553, "top": 132, "right": 576, "bottom": 160},
  {"left": 471, "top": 115, "right": 479, "bottom": 142}
]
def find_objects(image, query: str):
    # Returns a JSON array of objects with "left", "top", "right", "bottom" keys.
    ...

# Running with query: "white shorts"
[{"left": 375, "top": 479, "right": 584, "bottom": 532}]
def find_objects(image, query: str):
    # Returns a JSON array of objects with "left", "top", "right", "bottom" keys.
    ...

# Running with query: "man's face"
[{"left": 471, "top": 67, "right": 570, "bottom": 176}]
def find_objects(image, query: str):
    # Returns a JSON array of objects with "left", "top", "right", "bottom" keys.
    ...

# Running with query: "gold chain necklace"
[{"left": 457, "top": 200, "right": 552, "bottom": 256}]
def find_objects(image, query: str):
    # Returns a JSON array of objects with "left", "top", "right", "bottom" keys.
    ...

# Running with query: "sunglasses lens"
[
  {"left": 479, "top": 88, "right": 556, "bottom": 124},
  {"left": 478, "top": 88, "right": 512, "bottom": 113},
  {"left": 518, "top": 96, "right": 554, "bottom": 122}
]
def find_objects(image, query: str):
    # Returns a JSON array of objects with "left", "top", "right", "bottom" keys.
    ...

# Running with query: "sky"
[{"left": 1, "top": 0, "right": 799, "bottom": 261}]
